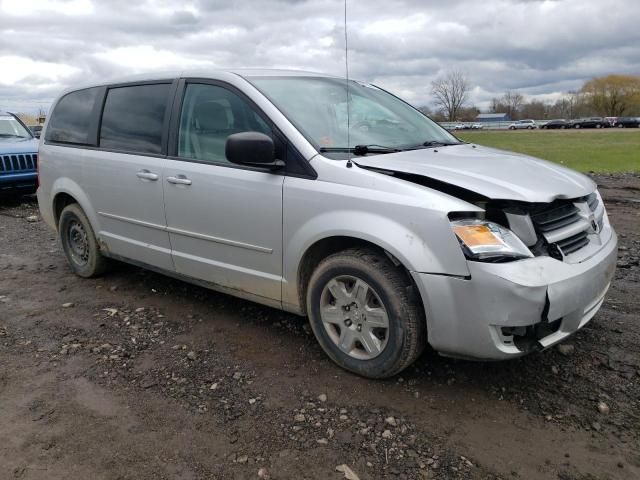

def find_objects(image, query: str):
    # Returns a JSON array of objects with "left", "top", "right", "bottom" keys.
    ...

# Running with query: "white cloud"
[
  {"left": 91, "top": 45, "right": 214, "bottom": 73},
  {"left": 0, "top": 55, "right": 80, "bottom": 85},
  {"left": 1, "top": 0, "right": 639, "bottom": 113},
  {"left": 1, "top": 0, "right": 93, "bottom": 16}
]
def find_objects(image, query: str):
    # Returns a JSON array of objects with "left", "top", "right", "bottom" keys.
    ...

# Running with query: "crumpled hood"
[
  {"left": 354, "top": 143, "right": 595, "bottom": 203},
  {"left": 0, "top": 136, "right": 39, "bottom": 154}
]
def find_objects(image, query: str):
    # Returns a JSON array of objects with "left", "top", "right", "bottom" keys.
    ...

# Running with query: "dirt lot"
[{"left": 1, "top": 174, "right": 639, "bottom": 480}]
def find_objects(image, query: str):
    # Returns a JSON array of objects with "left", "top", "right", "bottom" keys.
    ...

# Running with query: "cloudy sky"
[{"left": 1, "top": 0, "right": 639, "bottom": 113}]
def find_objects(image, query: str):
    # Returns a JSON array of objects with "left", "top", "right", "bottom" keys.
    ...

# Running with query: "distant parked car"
[
  {"left": 615, "top": 117, "right": 640, "bottom": 128},
  {"left": 29, "top": 125, "right": 43, "bottom": 138},
  {"left": 541, "top": 119, "right": 568, "bottom": 130},
  {"left": 0, "top": 111, "right": 39, "bottom": 196},
  {"left": 569, "top": 117, "right": 609, "bottom": 129},
  {"left": 604, "top": 117, "right": 617, "bottom": 127},
  {"left": 509, "top": 119, "right": 537, "bottom": 130},
  {"left": 470, "top": 123, "right": 484, "bottom": 130}
]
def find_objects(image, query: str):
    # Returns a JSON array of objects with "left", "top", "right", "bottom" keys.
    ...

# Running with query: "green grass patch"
[{"left": 456, "top": 130, "right": 640, "bottom": 173}]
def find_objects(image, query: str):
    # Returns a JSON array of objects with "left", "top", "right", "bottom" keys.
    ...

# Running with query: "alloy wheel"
[{"left": 319, "top": 275, "right": 390, "bottom": 360}]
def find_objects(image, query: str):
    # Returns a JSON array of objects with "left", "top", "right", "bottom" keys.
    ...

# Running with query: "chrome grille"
[
  {"left": 555, "top": 230, "right": 589, "bottom": 255},
  {"left": 530, "top": 194, "right": 603, "bottom": 258},
  {"left": 0, "top": 153, "right": 37, "bottom": 173},
  {"left": 531, "top": 203, "right": 581, "bottom": 233}
]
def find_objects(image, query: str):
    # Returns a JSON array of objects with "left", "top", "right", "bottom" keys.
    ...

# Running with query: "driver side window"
[{"left": 178, "top": 84, "right": 272, "bottom": 164}]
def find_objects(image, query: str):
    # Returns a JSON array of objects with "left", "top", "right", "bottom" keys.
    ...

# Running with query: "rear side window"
[
  {"left": 45, "top": 87, "right": 100, "bottom": 144},
  {"left": 99, "top": 84, "right": 171, "bottom": 154}
]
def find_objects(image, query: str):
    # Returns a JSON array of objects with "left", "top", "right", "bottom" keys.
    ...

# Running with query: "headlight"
[{"left": 450, "top": 219, "right": 533, "bottom": 261}]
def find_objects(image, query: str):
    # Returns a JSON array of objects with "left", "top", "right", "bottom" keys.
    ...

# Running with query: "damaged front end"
[{"left": 365, "top": 167, "right": 617, "bottom": 359}]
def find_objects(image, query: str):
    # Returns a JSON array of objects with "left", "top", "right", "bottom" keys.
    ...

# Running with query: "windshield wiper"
[
  {"left": 418, "top": 140, "right": 461, "bottom": 148},
  {"left": 319, "top": 144, "right": 401, "bottom": 156},
  {"left": 0, "top": 133, "right": 25, "bottom": 138}
]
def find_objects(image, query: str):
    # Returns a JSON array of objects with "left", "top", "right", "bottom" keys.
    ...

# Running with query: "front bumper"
[
  {"left": 0, "top": 172, "right": 37, "bottom": 192},
  {"left": 412, "top": 227, "right": 618, "bottom": 360}
]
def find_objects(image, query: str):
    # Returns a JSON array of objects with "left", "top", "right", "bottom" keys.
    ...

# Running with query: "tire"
[
  {"left": 575, "top": 124, "right": 580, "bottom": 129},
  {"left": 306, "top": 248, "right": 426, "bottom": 379},
  {"left": 58, "top": 203, "right": 108, "bottom": 278},
  {"left": 596, "top": 124, "right": 602, "bottom": 129},
  {"left": 617, "top": 124, "right": 624, "bottom": 128},
  {"left": 509, "top": 126, "right": 515, "bottom": 130}
]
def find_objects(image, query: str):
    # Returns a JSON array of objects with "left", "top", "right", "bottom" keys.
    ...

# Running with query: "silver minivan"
[{"left": 37, "top": 70, "right": 617, "bottom": 378}]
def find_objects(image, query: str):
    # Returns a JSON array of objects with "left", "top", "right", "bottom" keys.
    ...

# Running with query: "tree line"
[{"left": 426, "top": 72, "right": 640, "bottom": 122}]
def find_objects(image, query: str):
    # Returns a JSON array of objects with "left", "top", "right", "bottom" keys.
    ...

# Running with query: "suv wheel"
[
  {"left": 306, "top": 248, "right": 425, "bottom": 378},
  {"left": 58, "top": 203, "right": 108, "bottom": 278}
]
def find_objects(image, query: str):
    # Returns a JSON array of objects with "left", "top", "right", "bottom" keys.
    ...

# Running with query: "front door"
[{"left": 163, "top": 82, "right": 284, "bottom": 302}]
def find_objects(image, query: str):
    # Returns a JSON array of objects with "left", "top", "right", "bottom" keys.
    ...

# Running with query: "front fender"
[{"left": 282, "top": 174, "right": 472, "bottom": 311}]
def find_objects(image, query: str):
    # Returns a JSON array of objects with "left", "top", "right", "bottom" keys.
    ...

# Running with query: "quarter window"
[
  {"left": 45, "top": 87, "right": 100, "bottom": 144},
  {"left": 178, "top": 84, "right": 272, "bottom": 164},
  {"left": 100, "top": 84, "right": 171, "bottom": 154}
]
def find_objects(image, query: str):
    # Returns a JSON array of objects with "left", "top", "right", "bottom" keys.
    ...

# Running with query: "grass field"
[{"left": 456, "top": 130, "right": 640, "bottom": 173}]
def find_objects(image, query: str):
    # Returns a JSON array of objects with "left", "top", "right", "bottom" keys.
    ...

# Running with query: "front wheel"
[
  {"left": 58, "top": 203, "right": 109, "bottom": 278},
  {"left": 306, "top": 248, "right": 426, "bottom": 378}
]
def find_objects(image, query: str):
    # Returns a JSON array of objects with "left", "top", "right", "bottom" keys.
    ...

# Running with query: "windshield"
[
  {"left": 0, "top": 115, "right": 32, "bottom": 138},
  {"left": 248, "top": 76, "right": 460, "bottom": 157}
]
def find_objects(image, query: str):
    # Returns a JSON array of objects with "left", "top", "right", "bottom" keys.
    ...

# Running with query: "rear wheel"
[
  {"left": 306, "top": 248, "right": 425, "bottom": 378},
  {"left": 58, "top": 203, "right": 108, "bottom": 278}
]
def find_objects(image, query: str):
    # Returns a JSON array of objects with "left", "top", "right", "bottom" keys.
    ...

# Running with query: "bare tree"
[
  {"left": 490, "top": 97, "right": 501, "bottom": 113},
  {"left": 416, "top": 105, "right": 432, "bottom": 117},
  {"left": 431, "top": 71, "right": 469, "bottom": 121},
  {"left": 501, "top": 91, "right": 524, "bottom": 119}
]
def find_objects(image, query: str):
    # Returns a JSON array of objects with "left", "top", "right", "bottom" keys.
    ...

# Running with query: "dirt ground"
[{"left": 1, "top": 174, "right": 639, "bottom": 480}]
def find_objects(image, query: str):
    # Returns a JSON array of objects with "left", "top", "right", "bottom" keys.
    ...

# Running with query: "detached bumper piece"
[{"left": 499, "top": 307, "right": 563, "bottom": 353}]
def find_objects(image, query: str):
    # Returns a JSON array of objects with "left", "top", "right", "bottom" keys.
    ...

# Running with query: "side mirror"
[{"left": 225, "top": 131, "right": 284, "bottom": 170}]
